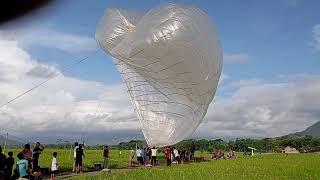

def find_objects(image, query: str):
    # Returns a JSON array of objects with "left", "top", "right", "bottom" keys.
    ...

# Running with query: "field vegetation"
[
  {"left": 73, "top": 153, "right": 320, "bottom": 180},
  {"left": 5, "top": 148, "right": 320, "bottom": 179}
]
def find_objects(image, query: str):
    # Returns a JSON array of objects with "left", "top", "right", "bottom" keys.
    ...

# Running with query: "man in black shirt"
[
  {"left": 0, "top": 146, "right": 6, "bottom": 180},
  {"left": 103, "top": 145, "right": 109, "bottom": 168},
  {"left": 5, "top": 151, "right": 14, "bottom": 179},
  {"left": 75, "top": 144, "right": 85, "bottom": 174},
  {"left": 32, "top": 142, "right": 45, "bottom": 172}
]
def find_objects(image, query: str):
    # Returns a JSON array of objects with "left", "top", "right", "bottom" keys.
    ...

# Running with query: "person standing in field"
[
  {"left": 173, "top": 147, "right": 180, "bottom": 164},
  {"left": 180, "top": 148, "right": 186, "bottom": 163},
  {"left": 129, "top": 146, "right": 135, "bottom": 167},
  {"left": 147, "top": 147, "right": 151, "bottom": 164},
  {"left": 32, "top": 142, "right": 45, "bottom": 172},
  {"left": 75, "top": 144, "right": 85, "bottom": 173},
  {"left": 136, "top": 147, "right": 142, "bottom": 165},
  {"left": 21, "top": 143, "right": 32, "bottom": 169},
  {"left": 50, "top": 152, "right": 58, "bottom": 180},
  {"left": 72, "top": 142, "right": 79, "bottom": 172},
  {"left": 103, "top": 145, "right": 109, "bottom": 169},
  {"left": 190, "top": 142, "right": 195, "bottom": 160},
  {"left": 165, "top": 146, "right": 171, "bottom": 166},
  {"left": 16, "top": 152, "right": 30, "bottom": 179},
  {"left": 151, "top": 146, "right": 157, "bottom": 166},
  {"left": 0, "top": 146, "right": 6, "bottom": 180},
  {"left": 5, "top": 151, "right": 14, "bottom": 179},
  {"left": 143, "top": 147, "right": 147, "bottom": 166}
]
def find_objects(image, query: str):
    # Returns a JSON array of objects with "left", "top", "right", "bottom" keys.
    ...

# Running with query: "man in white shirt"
[
  {"left": 151, "top": 146, "right": 157, "bottom": 166},
  {"left": 173, "top": 148, "right": 180, "bottom": 163},
  {"left": 136, "top": 147, "right": 142, "bottom": 165},
  {"left": 72, "top": 142, "right": 79, "bottom": 172}
]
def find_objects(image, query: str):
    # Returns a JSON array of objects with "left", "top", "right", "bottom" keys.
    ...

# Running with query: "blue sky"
[
  {"left": 22, "top": 0, "right": 320, "bottom": 86},
  {"left": 0, "top": 0, "right": 319, "bottom": 144}
]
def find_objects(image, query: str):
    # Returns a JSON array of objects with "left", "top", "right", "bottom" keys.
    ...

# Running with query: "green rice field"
[
  {"left": 74, "top": 153, "right": 320, "bottom": 180},
  {"left": 5, "top": 149, "right": 320, "bottom": 180}
]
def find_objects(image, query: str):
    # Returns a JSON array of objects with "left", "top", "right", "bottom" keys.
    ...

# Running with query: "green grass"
[
  {"left": 7, "top": 149, "right": 131, "bottom": 172},
  {"left": 6, "top": 149, "right": 320, "bottom": 179},
  {"left": 6, "top": 148, "right": 215, "bottom": 172},
  {"left": 73, "top": 154, "right": 320, "bottom": 180}
]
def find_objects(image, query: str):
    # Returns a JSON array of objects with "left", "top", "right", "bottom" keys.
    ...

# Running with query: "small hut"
[
  {"left": 248, "top": 147, "right": 257, "bottom": 156},
  {"left": 282, "top": 146, "right": 299, "bottom": 154}
]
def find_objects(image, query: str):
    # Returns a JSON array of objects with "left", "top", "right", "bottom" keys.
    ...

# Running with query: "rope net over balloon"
[{"left": 96, "top": 3, "right": 223, "bottom": 147}]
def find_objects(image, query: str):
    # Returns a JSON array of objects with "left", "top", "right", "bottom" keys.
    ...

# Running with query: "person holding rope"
[{"left": 32, "top": 142, "right": 45, "bottom": 172}]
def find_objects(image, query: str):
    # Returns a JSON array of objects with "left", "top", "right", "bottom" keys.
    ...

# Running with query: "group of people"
[
  {"left": 127, "top": 145, "right": 197, "bottom": 167},
  {"left": 73, "top": 142, "right": 85, "bottom": 174},
  {"left": 130, "top": 146, "right": 158, "bottom": 167},
  {"left": 212, "top": 149, "right": 237, "bottom": 159},
  {"left": 0, "top": 142, "right": 48, "bottom": 180},
  {"left": 1, "top": 141, "right": 239, "bottom": 179},
  {"left": 165, "top": 146, "right": 196, "bottom": 166},
  {"left": 0, "top": 146, "right": 14, "bottom": 180}
]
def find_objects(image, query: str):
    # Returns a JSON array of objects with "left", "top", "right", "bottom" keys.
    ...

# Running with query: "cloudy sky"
[{"left": 0, "top": 0, "right": 319, "bottom": 145}]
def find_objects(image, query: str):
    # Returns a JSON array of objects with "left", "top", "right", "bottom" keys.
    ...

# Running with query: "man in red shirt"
[{"left": 165, "top": 146, "right": 171, "bottom": 166}]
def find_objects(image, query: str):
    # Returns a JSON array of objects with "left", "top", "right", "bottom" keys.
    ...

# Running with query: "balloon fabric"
[{"left": 96, "top": 3, "right": 223, "bottom": 147}]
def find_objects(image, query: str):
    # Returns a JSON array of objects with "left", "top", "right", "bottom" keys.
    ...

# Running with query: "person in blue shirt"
[{"left": 16, "top": 152, "right": 29, "bottom": 179}]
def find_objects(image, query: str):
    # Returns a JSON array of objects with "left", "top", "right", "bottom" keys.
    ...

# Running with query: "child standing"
[
  {"left": 50, "top": 152, "right": 58, "bottom": 180},
  {"left": 5, "top": 151, "right": 14, "bottom": 179},
  {"left": 16, "top": 152, "right": 29, "bottom": 179}
]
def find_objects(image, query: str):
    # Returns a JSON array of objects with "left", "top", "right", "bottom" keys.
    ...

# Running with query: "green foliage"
[{"left": 106, "top": 135, "right": 320, "bottom": 153}]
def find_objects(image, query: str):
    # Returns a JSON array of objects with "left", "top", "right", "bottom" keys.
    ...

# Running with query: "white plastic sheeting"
[{"left": 96, "top": 3, "right": 223, "bottom": 147}]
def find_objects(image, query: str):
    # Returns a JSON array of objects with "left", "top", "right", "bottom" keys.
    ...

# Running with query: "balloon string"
[{"left": 0, "top": 50, "right": 100, "bottom": 110}]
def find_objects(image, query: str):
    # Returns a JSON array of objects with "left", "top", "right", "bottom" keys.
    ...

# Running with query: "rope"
[{"left": 0, "top": 50, "right": 100, "bottom": 110}]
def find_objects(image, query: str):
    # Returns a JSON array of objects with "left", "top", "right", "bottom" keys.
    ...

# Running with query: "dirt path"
[
  {"left": 45, "top": 160, "right": 208, "bottom": 179},
  {"left": 46, "top": 166, "right": 147, "bottom": 180}
]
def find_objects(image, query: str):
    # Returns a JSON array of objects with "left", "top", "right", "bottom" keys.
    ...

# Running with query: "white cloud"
[
  {"left": 224, "top": 53, "right": 249, "bottom": 62},
  {"left": 195, "top": 74, "right": 320, "bottom": 138},
  {"left": 288, "top": 0, "right": 299, "bottom": 7},
  {"left": 0, "top": 37, "right": 138, "bottom": 143},
  {"left": 312, "top": 24, "right": 320, "bottom": 52},
  {"left": 0, "top": 27, "right": 97, "bottom": 53},
  {"left": 0, "top": 32, "right": 319, "bottom": 144}
]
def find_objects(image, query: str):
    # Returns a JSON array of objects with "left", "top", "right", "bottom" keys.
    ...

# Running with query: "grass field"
[
  {"left": 7, "top": 148, "right": 131, "bottom": 172},
  {"left": 74, "top": 154, "right": 320, "bottom": 180},
  {"left": 5, "top": 149, "right": 320, "bottom": 179},
  {"left": 6, "top": 148, "right": 214, "bottom": 172}
]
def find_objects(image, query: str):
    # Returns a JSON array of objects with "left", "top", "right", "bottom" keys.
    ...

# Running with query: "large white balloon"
[{"left": 96, "top": 3, "right": 223, "bottom": 147}]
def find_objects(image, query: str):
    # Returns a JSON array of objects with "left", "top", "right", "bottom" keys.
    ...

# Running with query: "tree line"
[
  {"left": 6, "top": 135, "right": 320, "bottom": 153},
  {"left": 108, "top": 135, "right": 320, "bottom": 153}
]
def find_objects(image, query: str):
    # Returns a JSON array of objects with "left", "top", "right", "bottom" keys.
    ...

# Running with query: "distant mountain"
[
  {"left": 0, "top": 134, "right": 22, "bottom": 146},
  {"left": 291, "top": 121, "right": 320, "bottom": 137}
]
